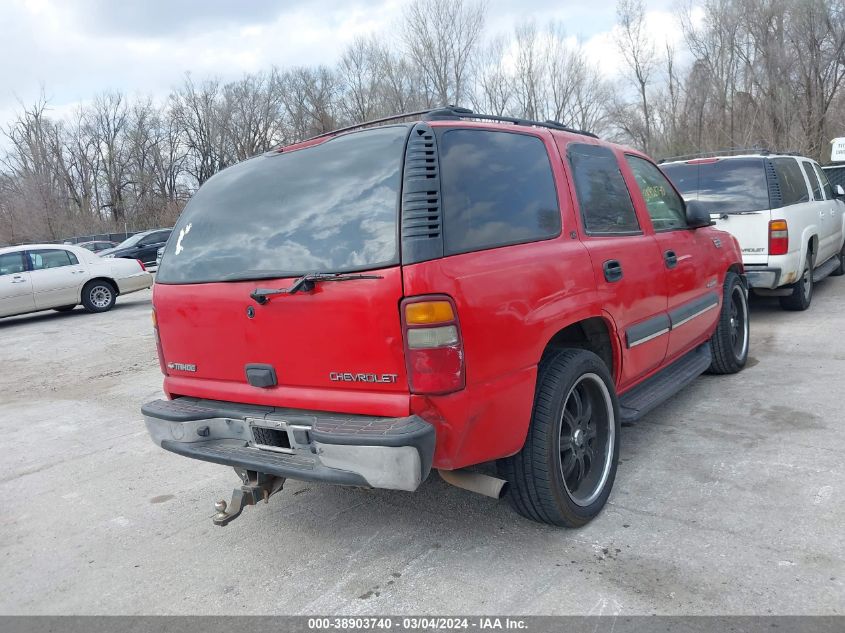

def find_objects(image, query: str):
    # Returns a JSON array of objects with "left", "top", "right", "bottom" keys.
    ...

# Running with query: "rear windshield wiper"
[{"left": 250, "top": 272, "right": 384, "bottom": 304}]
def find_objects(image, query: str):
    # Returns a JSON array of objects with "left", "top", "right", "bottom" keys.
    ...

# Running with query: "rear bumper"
[
  {"left": 142, "top": 397, "right": 435, "bottom": 491},
  {"left": 117, "top": 271, "right": 153, "bottom": 294},
  {"left": 744, "top": 267, "right": 781, "bottom": 289}
]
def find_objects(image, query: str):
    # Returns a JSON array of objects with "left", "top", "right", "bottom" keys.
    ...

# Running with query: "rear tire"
[
  {"left": 53, "top": 305, "right": 76, "bottom": 312},
  {"left": 708, "top": 272, "right": 749, "bottom": 374},
  {"left": 779, "top": 254, "right": 813, "bottom": 311},
  {"left": 81, "top": 280, "right": 117, "bottom": 313},
  {"left": 498, "top": 349, "right": 620, "bottom": 528}
]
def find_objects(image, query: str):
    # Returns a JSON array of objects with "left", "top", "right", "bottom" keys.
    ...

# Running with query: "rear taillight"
[
  {"left": 151, "top": 307, "right": 167, "bottom": 375},
  {"left": 401, "top": 296, "right": 465, "bottom": 395},
  {"left": 769, "top": 220, "right": 789, "bottom": 256},
  {"left": 137, "top": 259, "right": 146, "bottom": 272}
]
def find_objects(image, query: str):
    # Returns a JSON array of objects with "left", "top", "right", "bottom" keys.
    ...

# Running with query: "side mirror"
[
  {"left": 835, "top": 184, "right": 845, "bottom": 199},
  {"left": 685, "top": 200, "right": 715, "bottom": 229}
]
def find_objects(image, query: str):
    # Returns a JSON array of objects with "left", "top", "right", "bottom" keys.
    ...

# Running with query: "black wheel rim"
[
  {"left": 729, "top": 285, "right": 749, "bottom": 361},
  {"left": 558, "top": 373, "right": 615, "bottom": 507}
]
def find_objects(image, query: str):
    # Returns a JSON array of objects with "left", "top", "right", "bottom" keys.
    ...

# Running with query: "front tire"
[
  {"left": 779, "top": 254, "right": 813, "bottom": 311},
  {"left": 708, "top": 272, "right": 749, "bottom": 374},
  {"left": 81, "top": 280, "right": 117, "bottom": 313},
  {"left": 498, "top": 349, "right": 620, "bottom": 528}
]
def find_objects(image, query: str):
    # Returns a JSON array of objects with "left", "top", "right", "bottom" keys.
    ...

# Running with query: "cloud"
[
  {"left": 0, "top": 0, "right": 404, "bottom": 118},
  {"left": 0, "top": 0, "right": 689, "bottom": 132}
]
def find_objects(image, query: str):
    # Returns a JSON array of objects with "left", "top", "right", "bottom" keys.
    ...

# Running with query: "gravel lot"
[{"left": 1, "top": 281, "right": 843, "bottom": 615}]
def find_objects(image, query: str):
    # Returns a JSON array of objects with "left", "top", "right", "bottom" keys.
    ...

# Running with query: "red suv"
[{"left": 143, "top": 107, "right": 748, "bottom": 528}]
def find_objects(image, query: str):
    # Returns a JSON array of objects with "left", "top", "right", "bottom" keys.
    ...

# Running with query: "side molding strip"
[
  {"left": 626, "top": 292, "right": 721, "bottom": 349},
  {"left": 626, "top": 313, "right": 671, "bottom": 348},
  {"left": 669, "top": 293, "right": 720, "bottom": 329}
]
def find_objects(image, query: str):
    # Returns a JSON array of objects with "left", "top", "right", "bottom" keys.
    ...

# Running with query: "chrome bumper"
[
  {"left": 142, "top": 398, "right": 435, "bottom": 492},
  {"left": 745, "top": 267, "right": 780, "bottom": 289}
]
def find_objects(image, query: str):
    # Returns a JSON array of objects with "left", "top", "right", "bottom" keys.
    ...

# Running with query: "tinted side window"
[
  {"left": 439, "top": 129, "right": 560, "bottom": 255},
  {"left": 626, "top": 155, "right": 688, "bottom": 230},
  {"left": 814, "top": 164, "right": 834, "bottom": 199},
  {"left": 29, "top": 249, "right": 74, "bottom": 270},
  {"left": 772, "top": 158, "right": 810, "bottom": 206},
  {"left": 801, "top": 162, "right": 822, "bottom": 200},
  {"left": 568, "top": 144, "right": 640, "bottom": 235},
  {"left": 0, "top": 252, "right": 26, "bottom": 276}
]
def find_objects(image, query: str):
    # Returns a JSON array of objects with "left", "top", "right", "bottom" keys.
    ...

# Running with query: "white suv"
[{"left": 662, "top": 152, "right": 845, "bottom": 310}]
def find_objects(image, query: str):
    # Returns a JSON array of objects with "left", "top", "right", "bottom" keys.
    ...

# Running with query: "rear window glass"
[
  {"left": 662, "top": 158, "right": 770, "bottom": 214},
  {"left": 156, "top": 125, "right": 408, "bottom": 284},
  {"left": 438, "top": 129, "right": 560, "bottom": 255},
  {"left": 771, "top": 158, "right": 810, "bottom": 206}
]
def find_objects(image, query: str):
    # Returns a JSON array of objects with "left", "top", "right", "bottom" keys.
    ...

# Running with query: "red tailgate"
[{"left": 153, "top": 267, "right": 410, "bottom": 416}]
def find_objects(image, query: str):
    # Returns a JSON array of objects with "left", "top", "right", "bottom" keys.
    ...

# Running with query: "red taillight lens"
[
  {"left": 401, "top": 296, "right": 465, "bottom": 395},
  {"left": 769, "top": 220, "right": 789, "bottom": 256},
  {"left": 137, "top": 259, "right": 146, "bottom": 271},
  {"left": 151, "top": 307, "right": 167, "bottom": 375}
]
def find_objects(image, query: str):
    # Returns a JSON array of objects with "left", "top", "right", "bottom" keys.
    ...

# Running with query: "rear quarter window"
[
  {"left": 771, "top": 157, "right": 810, "bottom": 207},
  {"left": 438, "top": 129, "right": 560, "bottom": 256}
]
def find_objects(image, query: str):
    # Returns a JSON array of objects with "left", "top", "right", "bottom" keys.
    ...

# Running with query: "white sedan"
[{"left": 0, "top": 243, "right": 152, "bottom": 318}]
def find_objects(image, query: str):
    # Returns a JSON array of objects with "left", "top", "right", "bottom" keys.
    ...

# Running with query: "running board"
[
  {"left": 618, "top": 343, "right": 712, "bottom": 424},
  {"left": 812, "top": 256, "right": 840, "bottom": 283}
]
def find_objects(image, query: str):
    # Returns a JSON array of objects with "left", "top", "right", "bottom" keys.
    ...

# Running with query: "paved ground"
[{"left": 0, "top": 281, "right": 843, "bottom": 616}]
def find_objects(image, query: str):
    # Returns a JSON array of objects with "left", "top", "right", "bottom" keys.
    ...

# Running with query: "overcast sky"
[{"left": 0, "top": 0, "right": 681, "bottom": 129}]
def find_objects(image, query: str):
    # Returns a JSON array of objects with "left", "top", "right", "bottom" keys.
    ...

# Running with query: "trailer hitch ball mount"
[{"left": 212, "top": 469, "right": 285, "bottom": 526}]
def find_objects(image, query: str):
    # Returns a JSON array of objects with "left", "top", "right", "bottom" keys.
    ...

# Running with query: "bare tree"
[
  {"left": 513, "top": 22, "right": 547, "bottom": 120},
  {"left": 403, "top": 0, "right": 486, "bottom": 106},
  {"left": 472, "top": 35, "right": 514, "bottom": 116},
  {"left": 789, "top": 0, "right": 845, "bottom": 159},
  {"left": 171, "top": 74, "right": 230, "bottom": 186},
  {"left": 338, "top": 37, "right": 386, "bottom": 122},
  {"left": 615, "top": 0, "right": 657, "bottom": 152}
]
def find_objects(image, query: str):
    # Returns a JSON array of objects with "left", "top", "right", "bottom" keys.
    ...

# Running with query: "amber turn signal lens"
[
  {"left": 405, "top": 300, "right": 455, "bottom": 325},
  {"left": 770, "top": 220, "right": 788, "bottom": 232},
  {"left": 151, "top": 309, "right": 157, "bottom": 328}
]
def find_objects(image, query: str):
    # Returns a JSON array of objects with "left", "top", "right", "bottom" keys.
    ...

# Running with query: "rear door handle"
[
  {"left": 664, "top": 250, "right": 678, "bottom": 269},
  {"left": 603, "top": 259, "right": 623, "bottom": 282}
]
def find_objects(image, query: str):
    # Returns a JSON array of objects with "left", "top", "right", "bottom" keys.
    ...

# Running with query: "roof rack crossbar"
[
  {"left": 423, "top": 107, "right": 598, "bottom": 138},
  {"left": 658, "top": 147, "right": 773, "bottom": 163}
]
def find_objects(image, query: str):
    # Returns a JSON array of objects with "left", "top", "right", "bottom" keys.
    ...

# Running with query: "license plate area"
[{"left": 248, "top": 418, "right": 293, "bottom": 454}]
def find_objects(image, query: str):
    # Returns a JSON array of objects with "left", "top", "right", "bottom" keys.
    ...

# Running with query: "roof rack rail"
[
  {"left": 423, "top": 106, "right": 598, "bottom": 138},
  {"left": 284, "top": 106, "right": 599, "bottom": 150},
  {"left": 658, "top": 147, "right": 774, "bottom": 163},
  {"left": 291, "top": 107, "right": 445, "bottom": 146}
]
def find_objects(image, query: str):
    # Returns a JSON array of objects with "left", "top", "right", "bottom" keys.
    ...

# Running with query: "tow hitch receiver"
[{"left": 212, "top": 469, "right": 285, "bottom": 527}]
